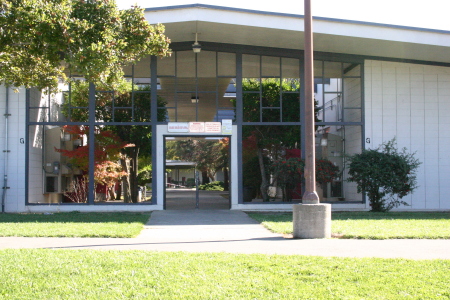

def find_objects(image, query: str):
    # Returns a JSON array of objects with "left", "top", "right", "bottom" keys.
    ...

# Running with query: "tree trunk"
[
  {"left": 223, "top": 167, "right": 229, "bottom": 191},
  {"left": 121, "top": 158, "right": 132, "bottom": 203},
  {"left": 116, "top": 182, "right": 122, "bottom": 200},
  {"left": 257, "top": 147, "right": 269, "bottom": 201},
  {"left": 130, "top": 148, "right": 140, "bottom": 203},
  {"left": 202, "top": 171, "right": 209, "bottom": 184}
]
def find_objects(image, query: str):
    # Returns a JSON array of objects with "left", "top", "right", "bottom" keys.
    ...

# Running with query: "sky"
[{"left": 115, "top": 0, "right": 450, "bottom": 31}]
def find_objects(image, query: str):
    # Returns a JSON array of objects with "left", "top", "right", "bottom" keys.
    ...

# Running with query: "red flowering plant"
[
  {"left": 271, "top": 157, "right": 339, "bottom": 202},
  {"left": 316, "top": 159, "right": 340, "bottom": 185}
]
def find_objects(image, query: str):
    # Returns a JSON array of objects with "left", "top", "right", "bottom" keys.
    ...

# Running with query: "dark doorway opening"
[{"left": 164, "top": 136, "right": 230, "bottom": 210}]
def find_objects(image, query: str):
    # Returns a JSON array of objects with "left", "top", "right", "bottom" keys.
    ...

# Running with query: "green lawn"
[
  {"left": 0, "top": 212, "right": 150, "bottom": 238},
  {"left": 248, "top": 212, "right": 450, "bottom": 239},
  {"left": 0, "top": 249, "right": 448, "bottom": 299}
]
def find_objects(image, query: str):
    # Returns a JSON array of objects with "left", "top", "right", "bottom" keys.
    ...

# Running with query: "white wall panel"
[
  {"left": 365, "top": 60, "right": 450, "bottom": 210},
  {"left": 0, "top": 86, "right": 27, "bottom": 212}
]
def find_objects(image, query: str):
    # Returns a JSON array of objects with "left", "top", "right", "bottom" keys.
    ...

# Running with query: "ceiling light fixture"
[
  {"left": 191, "top": 96, "right": 199, "bottom": 103},
  {"left": 192, "top": 32, "right": 201, "bottom": 53}
]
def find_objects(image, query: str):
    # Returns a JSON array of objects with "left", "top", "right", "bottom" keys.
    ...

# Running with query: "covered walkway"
[{"left": 165, "top": 188, "right": 230, "bottom": 210}]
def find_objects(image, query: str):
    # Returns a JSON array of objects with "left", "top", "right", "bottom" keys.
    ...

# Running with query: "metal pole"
[
  {"left": 302, "top": 0, "right": 319, "bottom": 204},
  {"left": 195, "top": 169, "right": 199, "bottom": 209}
]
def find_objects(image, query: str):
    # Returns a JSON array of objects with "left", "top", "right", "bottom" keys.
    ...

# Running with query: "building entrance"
[{"left": 163, "top": 136, "right": 230, "bottom": 210}]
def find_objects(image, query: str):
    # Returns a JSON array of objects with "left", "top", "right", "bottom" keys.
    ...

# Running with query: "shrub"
[
  {"left": 199, "top": 181, "right": 225, "bottom": 191},
  {"left": 347, "top": 139, "right": 421, "bottom": 212}
]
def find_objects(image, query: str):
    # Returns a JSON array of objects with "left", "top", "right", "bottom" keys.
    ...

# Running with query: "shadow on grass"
[
  {"left": 248, "top": 211, "right": 450, "bottom": 222},
  {"left": 0, "top": 212, "right": 151, "bottom": 224},
  {"left": 332, "top": 211, "right": 450, "bottom": 220}
]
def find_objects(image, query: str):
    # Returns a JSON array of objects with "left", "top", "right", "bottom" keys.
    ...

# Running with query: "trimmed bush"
[{"left": 347, "top": 139, "right": 421, "bottom": 212}]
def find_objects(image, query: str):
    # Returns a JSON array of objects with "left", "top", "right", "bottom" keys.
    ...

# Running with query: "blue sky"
[{"left": 115, "top": 0, "right": 450, "bottom": 31}]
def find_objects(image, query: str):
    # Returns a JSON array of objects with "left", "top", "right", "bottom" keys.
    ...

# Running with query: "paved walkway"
[{"left": 1, "top": 210, "right": 450, "bottom": 260}]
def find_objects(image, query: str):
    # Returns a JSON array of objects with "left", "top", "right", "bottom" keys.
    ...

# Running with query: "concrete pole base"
[{"left": 293, "top": 203, "right": 331, "bottom": 239}]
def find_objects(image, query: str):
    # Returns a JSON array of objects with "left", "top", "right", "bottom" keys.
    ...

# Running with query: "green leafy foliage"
[
  {"left": 347, "top": 139, "right": 421, "bottom": 212},
  {"left": 199, "top": 181, "right": 225, "bottom": 191},
  {"left": 0, "top": 0, "right": 171, "bottom": 92}
]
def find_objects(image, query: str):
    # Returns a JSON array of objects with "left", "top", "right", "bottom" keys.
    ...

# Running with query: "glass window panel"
[
  {"left": 343, "top": 77, "right": 362, "bottom": 108},
  {"left": 158, "top": 77, "right": 175, "bottom": 121},
  {"left": 64, "top": 80, "right": 89, "bottom": 122},
  {"left": 261, "top": 56, "right": 280, "bottom": 77},
  {"left": 29, "top": 108, "right": 48, "bottom": 122},
  {"left": 324, "top": 78, "right": 342, "bottom": 92},
  {"left": 28, "top": 89, "right": 67, "bottom": 122},
  {"left": 243, "top": 93, "right": 260, "bottom": 122},
  {"left": 197, "top": 77, "right": 217, "bottom": 93},
  {"left": 28, "top": 125, "right": 89, "bottom": 204},
  {"left": 262, "top": 78, "right": 281, "bottom": 108},
  {"left": 218, "top": 78, "right": 235, "bottom": 108},
  {"left": 241, "top": 125, "right": 301, "bottom": 202},
  {"left": 132, "top": 55, "right": 151, "bottom": 79},
  {"left": 114, "top": 109, "right": 133, "bottom": 122},
  {"left": 242, "top": 78, "right": 260, "bottom": 92},
  {"left": 49, "top": 92, "right": 66, "bottom": 122},
  {"left": 218, "top": 52, "right": 236, "bottom": 76},
  {"left": 282, "top": 92, "right": 300, "bottom": 122},
  {"left": 323, "top": 93, "right": 342, "bottom": 122},
  {"left": 157, "top": 54, "right": 175, "bottom": 76},
  {"left": 70, "top": 108, "right": 89, "bottom": 122},
  {"left": 343, "top": 63, "right": 361, "bottom": 77},
  {"left": 214, "top": 108, "right": 235, "bottom": 122},
  {"left": 91, "top": 125, "right": 152, "bottom": 203},
  {"left": 95, "top": 91, "right": 114, "bottom": 122},
  {"left": 282, "top": 58, "right": 300, "bottom": 78},
  {"left": 175, "top": 92, "right": 197, "bottom": 122},
  {"left": 176, "top": 77, "right": 197, "bottom": 92},
  {"left": 243, "top": 54, "right": 260, "bottom": 78},
  {"left": 315, "top": 125, "right": 362, "bottom": 202},
  {"left": 262, "top": 108, "right": 280, "bottom": 122},
  {"left": 164, "top": 107, "right": 176, "bottom": 122},
  {"left": 314, "top": 60, "right": 323, "bottom": 77},
  {"left": 131, "top": 91, "right": 151, "bottom": 122},
  {"left": 122, "top": 62, "right": 134, "bottom": 77},
  {"left": 197, "top": 51, "right": 216, "bottom": 78},
  {"left": 324, "top": 61, "right": 342, "bottom": 78},
  {"left": 197, "top": 92, "right": 217, "bottom": 122},
  {"left": 177, "top": 51, "right": 196, "bottom": 78},
  {"left": 344, "top": 108, "right": 362, "bottom": 122}
]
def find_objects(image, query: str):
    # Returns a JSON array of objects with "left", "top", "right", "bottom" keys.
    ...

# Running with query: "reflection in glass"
[
  {"left": 315, "top": 125, "right": 362, "bottom": 202},
  {"left": 242, "top": 125, "right": 301, "bottom": 202},
  {"left": 28, "top": 125, "right": 88, "bottom": 204}
]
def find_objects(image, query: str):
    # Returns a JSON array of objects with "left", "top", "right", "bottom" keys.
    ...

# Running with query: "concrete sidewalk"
[{"left": 1, "top": 210, "right": 450, "bottom": 260}]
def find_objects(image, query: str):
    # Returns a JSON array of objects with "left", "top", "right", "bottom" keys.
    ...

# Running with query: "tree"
[
  {"left": 0, "top": 0, "right": 170, "bottom": 92},
  {"left": 347, "top": 139, "right": 421, "bottom": 212}
]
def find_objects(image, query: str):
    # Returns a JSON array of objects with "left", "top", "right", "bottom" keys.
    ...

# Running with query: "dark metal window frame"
[{"left": 25, "top": 41, "right": 366, "bottom": 206}]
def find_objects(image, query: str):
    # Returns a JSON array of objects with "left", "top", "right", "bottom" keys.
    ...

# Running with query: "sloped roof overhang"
[{"left": 144, "top": 4, "right": 450, "bottom": 65}]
